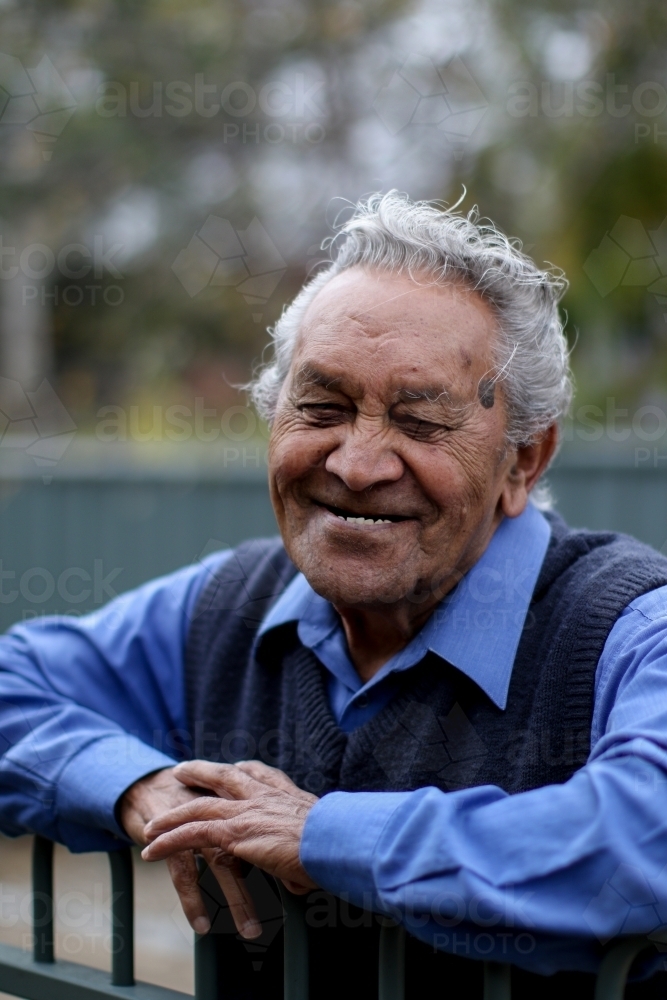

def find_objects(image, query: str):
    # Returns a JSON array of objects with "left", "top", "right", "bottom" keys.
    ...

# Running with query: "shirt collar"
[{"left": 258, "top": 503, "right": 551, "bottom": 710}]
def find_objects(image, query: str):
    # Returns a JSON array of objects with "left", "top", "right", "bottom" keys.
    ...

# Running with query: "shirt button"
[{"left": 356, "top": 694, "right": 369, "bottom": 709}]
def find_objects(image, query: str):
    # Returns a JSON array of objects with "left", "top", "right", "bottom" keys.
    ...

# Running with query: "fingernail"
[
  {"left": 193, "top": 916, "right": 210, "bottom": 935},
  {"left": 241, "top": 920, "right": 262, "bottom": 940}
]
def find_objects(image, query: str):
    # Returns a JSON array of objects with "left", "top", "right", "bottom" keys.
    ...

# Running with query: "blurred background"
[
  {"left": 3, "top": 0, "right": 667, "bottom": 430},
  {"left": 1, "top": 0, "right": 667, "bottom": 991},
  {"left": 0, "top": 0, "right": 666, "bottom": 632}
]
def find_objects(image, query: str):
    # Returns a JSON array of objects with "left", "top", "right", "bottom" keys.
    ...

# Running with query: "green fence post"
[
  {"left": 194, "top": 930, "right": 218, "bottom": 1000},
  {"left": 108, "top": 848, "right": 134, "bottom": 986},
  {"left": 483, "top": 962, "right": 511, "bottom": 1000},
  {"left": 277, "top": 884, "right": 309, "bottom": 1000},
  {"left": 32, "top": 836, "right": 54, "bottom": 964},
  {"left": 378, "top": 922, "right": 405, "bottom": 1000},
  {"left": 194, "top": 858, "right": 218, "bottom": 1000},
  {"left": 594, "top": 937, "right": 651, "bottom": 1000}
]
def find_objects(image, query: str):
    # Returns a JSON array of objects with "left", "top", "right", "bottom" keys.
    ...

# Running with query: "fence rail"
[{"left": 0, "top": 836, "right": 653, "bottom": 1000}]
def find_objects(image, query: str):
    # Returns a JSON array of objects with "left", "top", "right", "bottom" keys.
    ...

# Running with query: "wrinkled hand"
[
  {"left": 119, "top": 767, "right": 261, "bottom": 939},
  {"left": 141, "top": 760, "right": 319, "bottom": 896}
]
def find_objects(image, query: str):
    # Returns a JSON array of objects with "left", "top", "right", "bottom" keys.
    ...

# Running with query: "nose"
[{"left": 324, "top": 418, "right": 404, "bottom": 492}]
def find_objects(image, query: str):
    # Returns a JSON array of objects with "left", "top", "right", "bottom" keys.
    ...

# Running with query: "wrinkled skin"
[
  {"left": 131, "top": 266, "right": 557, "bottom": 935},
  {"left": 120, "top": 767, "right": 265, "bottom": 938},
  {"left": 141, "top": 761, "right": 318, "bottom": 892}
]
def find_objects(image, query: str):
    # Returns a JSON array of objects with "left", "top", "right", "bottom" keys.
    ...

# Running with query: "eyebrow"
[
  {"left": 393, "top": 386, "right": 454, "bottom": 405},
  {"left": 291, "top": 365, "right": 468, "bottom": 411},
  {"left": 291, "top": 364, "right": 350, "bottom": 394}
]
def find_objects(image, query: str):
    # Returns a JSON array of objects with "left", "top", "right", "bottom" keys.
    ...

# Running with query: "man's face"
[{"left": 268, "top": 266, "right": 519, "bottom": 612}]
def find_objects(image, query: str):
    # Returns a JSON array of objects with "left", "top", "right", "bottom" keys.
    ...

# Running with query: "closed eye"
[
  {"left": 392, "top": 413, "right": 451, "bottom": 441},
  {"left": 298, "top": 403, "right": 351, "bottom": 425}
]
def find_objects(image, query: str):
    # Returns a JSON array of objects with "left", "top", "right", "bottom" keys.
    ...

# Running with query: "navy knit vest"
[{"left": 185, "top": 513, "right": 667, "bottom": 1000}]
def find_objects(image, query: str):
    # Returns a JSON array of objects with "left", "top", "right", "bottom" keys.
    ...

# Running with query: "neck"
[
  {"left": 335, "top": 511, "right": 506, "bottom": 682},
  {"left": 335, "top": 593, "right": 443, "bottom": 684}
]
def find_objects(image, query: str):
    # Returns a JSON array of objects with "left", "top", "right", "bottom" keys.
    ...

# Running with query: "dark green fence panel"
[
  {"left": 548, "top": 463, "right": 667, "bottom": 552},
  {"left": 0, "top": 474, "right": 277, "bottom": 633}
]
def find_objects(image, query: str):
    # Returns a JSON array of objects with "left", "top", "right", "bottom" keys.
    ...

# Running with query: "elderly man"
[{"left": 1, "top": 193, "right": 667, "bottom": 997}]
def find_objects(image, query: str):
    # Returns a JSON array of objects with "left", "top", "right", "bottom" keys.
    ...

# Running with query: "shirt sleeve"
[
  {"left": 300, "top": 584, "right": 667, "bottom": 976},
  {"left": 0, "top": 550, "right": 230, "bottom": 852}
]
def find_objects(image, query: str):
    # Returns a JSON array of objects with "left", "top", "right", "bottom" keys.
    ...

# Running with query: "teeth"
[
  {"left": 336, "top": 514, "right": 392, "bottom": 524},
  {"left": 336, "top": 514, "right": 393, "bottom": 524}
]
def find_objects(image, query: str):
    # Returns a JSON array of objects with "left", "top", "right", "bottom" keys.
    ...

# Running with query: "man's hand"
[
  {"left": 140, "top": 760, "right": 319, "bottom": 895},
  {"left": 119, "top": 768, "right": 261, "bottom": 939}
]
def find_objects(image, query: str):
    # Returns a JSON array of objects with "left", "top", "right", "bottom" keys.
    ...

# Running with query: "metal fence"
[{"left": 0, "top": 836, "right": 654, "bottom": 1000}]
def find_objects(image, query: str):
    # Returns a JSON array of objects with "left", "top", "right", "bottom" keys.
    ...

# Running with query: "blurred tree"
[
  {"left": 449, "top": 0, "right": 667, "bottom": 411},
  {"left": 2, "top": 0, "right": 667, "bottom": 431},
  {"left": 0, "top": 0, "right": 408, "bottom": 425}
]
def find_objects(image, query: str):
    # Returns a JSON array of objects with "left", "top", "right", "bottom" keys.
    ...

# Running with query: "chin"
[{"left": 293, "top": 548, "right": 416, "bottom": 608}]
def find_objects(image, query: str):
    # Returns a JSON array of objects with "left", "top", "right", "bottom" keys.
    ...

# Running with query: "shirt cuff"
[
  {"left": 300, "top": 790, "right": 413, "bottom": 903},
  {"left": 56, "top": 734, "right": 177, "bottom": 839}
]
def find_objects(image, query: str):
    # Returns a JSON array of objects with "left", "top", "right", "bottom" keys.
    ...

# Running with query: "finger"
[
  {"left": 145, "top": 821, "right": 318, "bottom": 892},
  {"left": 165, "top": 851, "right": 210, "bottom": 936},
  {"left": 202, "top": 848, "right": 262, "bottom": 940},
  {"left": 145, "top": 798, "right": 243, "bottom": 839},
  {"left": 234, "top": 760, "right": 302, "bottom": 793},
  {"left": 174, "top": 761, "right": 260, "bottom": 800},
  {"left": 281, "top": 879, "right": 311, "bottom": 895},
  {"left": 234, "top": 763, "right": 318, "bottom": 807},
  {"left": 142, "top": 821, "right": 231, "bottom": 861}
]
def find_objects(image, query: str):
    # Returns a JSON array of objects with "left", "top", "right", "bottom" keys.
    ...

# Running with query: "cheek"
[
  {"left": 269, "top": 424, "right": 332, "bottom": 486},
  {"left": 413, "top": 440, "right": 500, "bottom": 516}
]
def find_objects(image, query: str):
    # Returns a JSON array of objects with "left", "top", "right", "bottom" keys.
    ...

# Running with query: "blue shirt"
[{"left": 1, "top": 505, "right": 667, "bottom": 975}]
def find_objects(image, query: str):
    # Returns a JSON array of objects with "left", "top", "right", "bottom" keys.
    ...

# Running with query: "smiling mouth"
[{"left": 318, "top": 502, "right": 412, "bottom": 525}]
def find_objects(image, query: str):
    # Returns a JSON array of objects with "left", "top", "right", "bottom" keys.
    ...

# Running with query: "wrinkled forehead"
[
  {"left": 288, "top": 361, "right": 460, "bottom": 403},
  {"left": 301, "top": 265, "right": 495, "bottom": 329},
  {"left": 290, "top": 266, "right": 499, "bottom": 395}
]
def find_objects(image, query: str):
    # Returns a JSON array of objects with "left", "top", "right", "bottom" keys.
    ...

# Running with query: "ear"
[{"left": 500, "top": 424, "right": 559, "bottom": 519}]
